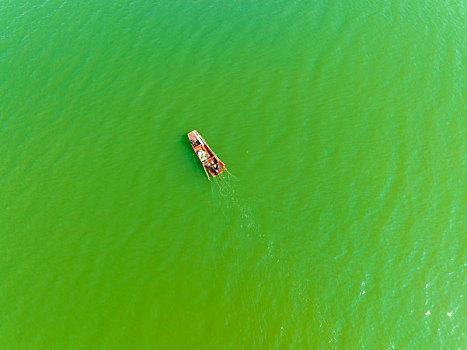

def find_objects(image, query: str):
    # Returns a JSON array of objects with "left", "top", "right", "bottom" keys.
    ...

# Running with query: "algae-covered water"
[{"left": 1, "top": 0, "right": 466, "bottom": 348}]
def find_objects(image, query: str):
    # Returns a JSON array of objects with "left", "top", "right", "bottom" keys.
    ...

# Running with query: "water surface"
[{"left": 1, "top": 0, "right": 466, "bottom": 348}]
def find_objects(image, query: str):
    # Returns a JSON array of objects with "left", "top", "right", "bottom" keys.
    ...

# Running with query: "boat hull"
[{"left": 187, "top": 130, "right": 226, "bottom": 180}]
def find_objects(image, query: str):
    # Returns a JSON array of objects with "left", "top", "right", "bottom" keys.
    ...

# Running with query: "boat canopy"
[{"left": 197, "top": 150, "right": 207, "bottom": 162}]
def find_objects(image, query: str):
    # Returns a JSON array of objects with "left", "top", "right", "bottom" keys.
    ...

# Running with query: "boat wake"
[
  {"left": 210, "top": 175, "right": 335, "bottom": 346},
  {"left": 211, "top": 173, "right": 259, "bottom": 233},
  {"left": 208, "top": 173, "right": 265, "bottom": 332}
]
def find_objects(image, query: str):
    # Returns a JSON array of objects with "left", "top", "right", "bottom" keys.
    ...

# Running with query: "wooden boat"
[{"left": 188, "top": 130, "right": 226, "bottom": 180}]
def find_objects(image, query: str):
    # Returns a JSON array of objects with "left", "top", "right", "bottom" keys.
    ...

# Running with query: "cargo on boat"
[{"left": 188, "top": 130, "right": 226, "bottom": 180}]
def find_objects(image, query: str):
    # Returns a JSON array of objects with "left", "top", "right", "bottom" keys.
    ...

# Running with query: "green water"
[{"left": 1, "top": 0, "right": 466, "bottom": 348}]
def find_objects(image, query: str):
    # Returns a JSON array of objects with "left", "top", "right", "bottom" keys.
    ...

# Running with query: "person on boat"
[{"left": 211, "top": 162, "right": 220, "bottom": 175}]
